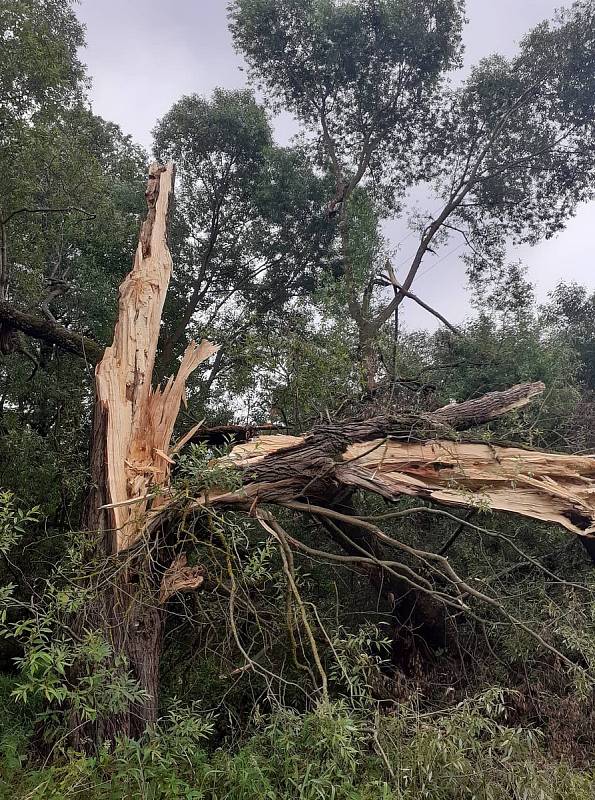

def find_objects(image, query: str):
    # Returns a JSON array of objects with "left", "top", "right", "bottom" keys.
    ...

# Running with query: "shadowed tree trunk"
[
  {"left": 320, "top": 489, "right": 448, "bottom": 671},
  {"left": 72, "top": 163, "right": 212, "bottom": 750}
]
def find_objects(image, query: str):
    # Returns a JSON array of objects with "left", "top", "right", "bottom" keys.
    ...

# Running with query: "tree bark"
[
  {"left": 73, "top": 163, "right": 216, "bottom": 750},
  {"left": 0, "top": 299, "right": 104, "bottom": 361},
  {"left": 203, "top": 382, "right": 595, "bottom": 538},
  {"left": 358, "top": 324, "right": 380, "bottom": 395}
]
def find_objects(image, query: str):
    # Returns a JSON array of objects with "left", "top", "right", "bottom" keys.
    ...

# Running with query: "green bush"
[{"left": 3, "top": 694, "right": 593, "bottom": 800}]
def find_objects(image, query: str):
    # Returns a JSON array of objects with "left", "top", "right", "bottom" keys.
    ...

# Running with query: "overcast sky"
[{"left": 76, "top": 0, "right": 594, "bottom": 329}]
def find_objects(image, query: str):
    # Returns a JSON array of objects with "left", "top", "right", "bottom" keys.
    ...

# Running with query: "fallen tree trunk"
[
  {"left": 189, "top": 423, "right": 285, "bottom": 447},
  {"left": 200, "top": 384, "right": 595, "bottom": 538},
  {"left": 174, "top": 382, "right": 592, "bottom": 669}
]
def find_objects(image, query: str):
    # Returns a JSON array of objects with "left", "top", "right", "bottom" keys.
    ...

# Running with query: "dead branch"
[
  {"left": 187, "top": 423, "right": 285, "bottom": 447},
  {"left": 380, "top": 264, "right": 462, "bottom": 337}
]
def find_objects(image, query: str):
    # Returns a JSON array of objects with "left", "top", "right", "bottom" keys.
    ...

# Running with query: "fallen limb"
[
  {"left": 217, "top": 437, "right": 595, "bottom": 536},
  {"left": 188, "top": 423, "right": 285, "bottom": 447},
  {"left": 194, "top": 383, "right": 594, "bottom": 538}
]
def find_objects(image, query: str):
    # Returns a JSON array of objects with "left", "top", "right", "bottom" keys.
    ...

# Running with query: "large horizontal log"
[
  {"left": 198, "top": 382, "right": 595, "bottom": 538},
  {"left": 188, "top": 423, "right": 285, "bottom": 447},
  {"left": 218, "top": 437, "right": 595, "bottom": 536}
]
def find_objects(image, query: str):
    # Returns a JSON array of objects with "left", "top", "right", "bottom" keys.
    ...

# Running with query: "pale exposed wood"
[
  {"left": 225, "top": 434, "right": 303, "bottom": 466},
  {"left": 208, "top": 382, "right": 595, "bottom": 538},
  {"left": 217, "top": 436, "right": 595, "bottom": 536},
  {"left": 159, "top": 554, "right": 205, "bottom": 604},
  {"left": 92, "top": 163, "right": 218, "bottom": 551},
  {"left": 338, "top": 440, "right": 595, "bottom": 535},
  {"left": 91, "top": 184, "right": 591, "bottom": 550},
  {"left": 170, "top": 419, "right": 206, "bottom": 457}
]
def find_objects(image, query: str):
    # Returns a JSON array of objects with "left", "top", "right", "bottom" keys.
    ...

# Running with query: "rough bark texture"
[
  {"left": 223, "top": 435, "right": 595, "bottom": 536},
  {"left": 0, "top": 300, "right": 104, "bottom": 361},
  {"left": 203, "top": 382, "right": 594, "bottom": 538}
]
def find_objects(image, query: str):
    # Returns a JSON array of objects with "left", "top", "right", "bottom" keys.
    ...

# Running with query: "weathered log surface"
[{"left": 206, "top": 382, "right": 595, "bottom": 537}]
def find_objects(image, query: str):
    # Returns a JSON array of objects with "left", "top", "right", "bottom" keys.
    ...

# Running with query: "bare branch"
[
  {"left": 0, "top": 299, "right": 104, "bottom": 363},
  {"left": 1, "top": 206, "right": 96, "bottom": 226},
  {"left": 380, "top": 264, "right": 462, "bottom": 336},
  {"left": 373, "top": 86, "right": 541, "bottom": 331}
]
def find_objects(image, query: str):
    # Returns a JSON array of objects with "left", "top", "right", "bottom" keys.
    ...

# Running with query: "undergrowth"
[{"left": 1, "top": 682, "right": 593, "bottom": 800}]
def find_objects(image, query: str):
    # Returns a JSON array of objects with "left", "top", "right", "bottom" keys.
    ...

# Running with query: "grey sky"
[{"left": 77, "top": 0, "right": 594, "bottom": 329}]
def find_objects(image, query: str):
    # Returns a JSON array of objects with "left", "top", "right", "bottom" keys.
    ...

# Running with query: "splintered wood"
[
  {"left": 92, "top": 167, "right": 594, "bottom": 551},
  {"left": 339, "top": 440, "right": 595, "bottom": 535},
  {"left": 93, "top": 163, "right": 218, "bottom": 551},
  {"left": 158, "top": 554, "right": 205, "bottom": 604},
  {"left": 224, "top": 435, "right": 595, "bottom": 537}
]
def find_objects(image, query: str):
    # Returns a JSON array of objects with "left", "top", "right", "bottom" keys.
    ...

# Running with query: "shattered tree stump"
[
  {"left": 77, "top": 163, "right": 217, "bottom": 746},
  {"left": 80, "top": 161, "right": 594, "bottom": 744},
  {"left": 85, "top": 163, "right": 218, "bottom": 552}
]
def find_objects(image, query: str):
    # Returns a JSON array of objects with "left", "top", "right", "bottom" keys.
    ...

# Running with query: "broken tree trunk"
[
  {"left": 89, "top": 162, "right": 218, "bottom": 554},
  {"left": 190, "top": 383, "right": 594, "bottom": 668},
  {"left": 206, "top": 382, "right": 595, "bottom": 538},
  {"left": 75, "top": 166, "right": 595, "bottom": 743},
  {"left": 77, "top": 163, "right": 216, "bottom": 747}
]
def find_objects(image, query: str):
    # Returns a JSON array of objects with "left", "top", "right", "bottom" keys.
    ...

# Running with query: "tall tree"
[
  {"left": 0, "top": 0, "right": 145, "bottom": 553},
  {"left": 230, "top": 0, "right": 595, "bottom": 390},
  {"left": 1, "top": 0, "right": 84, "bottom": 352},
  {"left": 153, "top": 90, "right": 333, "bottom": 407}
]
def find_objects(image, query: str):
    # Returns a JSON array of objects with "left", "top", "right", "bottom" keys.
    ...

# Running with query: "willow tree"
[{"left": 230, "top": 0, "right": 595, "bottom": 391}]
